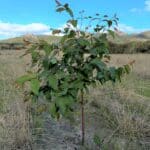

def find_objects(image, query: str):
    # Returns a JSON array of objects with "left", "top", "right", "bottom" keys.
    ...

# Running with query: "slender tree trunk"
[{"left": 81, "top": 91, "right": 85, "bottom": 146}]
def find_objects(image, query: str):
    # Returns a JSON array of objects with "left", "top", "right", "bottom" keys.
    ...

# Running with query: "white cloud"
[
  {"left": 0, "top": 21, "right": 149, "bottom": 39},
  {"left": 130, "top": 0, "right": 150, "bottom": 12},
  {"left": 118, "top": 24, "right": 149, "bottom": 33},
  {"left": 130, "top": 8, "right": 142, "bottom": 13},
  {"left": 145, "top": 0, "right": 150, "bottom": 11},
  {"left": 0, "top": 21, "right": 51, "bottom": 38}
]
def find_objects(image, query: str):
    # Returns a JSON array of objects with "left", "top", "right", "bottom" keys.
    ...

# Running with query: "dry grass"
[
  {"left": 85, "top": 81, "right": 150, "bottom": 149},
  {"left": 0, "top": 50, "right": 149, "bottom": 149},
  {"left": 0, "top": 50, "right": 32, "bottom": 149},
  {"left": 85, "top": 54, "right": 150, "bottom": 149},
  {"left": 110, "top": 54, "right": 150, "bottom": 78}
]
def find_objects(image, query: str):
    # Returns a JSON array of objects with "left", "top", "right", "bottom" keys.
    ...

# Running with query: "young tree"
[{"left": 17, "top": 0, "right": 132, "bottom": 146}]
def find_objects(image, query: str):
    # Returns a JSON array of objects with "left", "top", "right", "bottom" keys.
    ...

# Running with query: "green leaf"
[
  {"left": 52, "top": 29, "right": 61, "bottom": 35},
  {"left": 56, "top": 72, "right": 66, "bottom": 80},
  {"left": 64, "top": 4, "right": 74, "bottom": 17},
  {"left": 42, "top": 57, "right": 49, "bottom": 69},
  {"left": 116, "top": 67, "right": 124, "bottom": 82},
  {"left": 50, "top": 57, "right": 57, "bottom": 64},
  {"left": 103, "top": 19, "right": 112, "bottom": 27},
  {"left": 56, "top": 7, "right": 65, "bottom": 12},
  {"left": 93, "top": 135, "right": 102, "bottom": 146},
  {"left": 108, "top": 30, "right": 115, "bottom": 38},
  {"left": 97, "top": 72, "right": 105, "bottom": 84},
  {"left": 113, "top": 19, "right": 118, "bottom": 26},
  {"left": 107, "top": 20, "right": 112, "bottom": 27},
  {"left": 39, "top": 71, "right": 49, "bottom": 79},
  {"left": 109, "top": 67, "right": 116, "bottom": 81},
  {"left": 97, "top": 72, "right": 104, "bottom": 80},
  {"left": 103, "top": 70, "right": 110, "bottom": 81},
  {"left": 68, "top": 30, "right": 76, "bottom": 38},
  {"left": 30, "top": 79, "right": 40, "bottom": 95},
  {"left": 64, "top": 27, "right": 69, "bottom": 33},
  {"left": 124, "top": 64, "right": 131, "bottom": 74},
  {"left": 104, "top": 15, "right": 108, "bottom": 17},
  {"left": 16, "top": 73, "right": 37, "bottom": 85},
  {"left": 70, "top": 80, "right": 84, "bottom": 90},
  {"left": 42, "top": 42, "right": 53, "bottom": 55},
  {"left": 68, "top": 89, "right": 78, "bottom": 98},
  {"left": 90, "top": 48, "right": 98, "bottom": 56},
  {"left": 56, "top": 96, "right": 74, "bottom": 115},
  {"left": 68, "top": 19, "right": 77, "bottom": 27},
  {"left": 48, "top": 75, "right": 58, "bottom": 90},
  {"left": 31, "top": 51, "right": 40, "bottom": 63},
  {"left": 58, "top": 88, "right": 68, "bottom": 96},
  {"left": 78, "top": 38, "right": 90, "bottom": 48},
  {"left": 37, "top": 104, "right": 47, "bottom": 113},
  {"left": 55, "top": 0, "right": 61, "bottom": 6},
  {"left": 56, "top": 99, "right": 66, "bottom": 115},
  {"left": 80, "top": 31, "right": 85, "bottom": 36},
  {"left": 49, "top": 102, "right": 58, "bottom": 118},
  {"left": 91, "top": 58, "right": 107, "bottom": 70}
]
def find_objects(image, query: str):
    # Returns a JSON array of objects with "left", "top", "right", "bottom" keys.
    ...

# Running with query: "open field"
[
  {"left": 0, "top": 50, "right": 31, "bottom": 149},
  {"left": 0, "top": 50, "right": 150, "bottom": 149}
]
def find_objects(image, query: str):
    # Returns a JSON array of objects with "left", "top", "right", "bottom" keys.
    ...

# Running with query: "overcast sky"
[{"left": 0, "top": 0, "right": 150, "bottom": 39}]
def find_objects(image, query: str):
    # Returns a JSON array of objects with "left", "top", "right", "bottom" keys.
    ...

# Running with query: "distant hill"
[
  {"left": 108, "top": 31, "right": 150, "bottom": 53},
  {"left": 0, "top": 35, "right": 61, "bottom": 50},
  {"left": 0, "top": 31, "right": 150, "bottom": 44},
  {"left": 108, "top": 31, "right": 150, "bottom": 44},
  {"left": 135, "top": 31, "right": 150, "bottom": 39},
  {"left": 0, "top": 31, "right": 150, "bottom": 53},
  {"left": 0, "top": 35, "right": 60, "bottom": 44}
]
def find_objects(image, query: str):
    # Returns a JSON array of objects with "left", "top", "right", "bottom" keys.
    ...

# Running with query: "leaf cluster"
[{"left": 17, "top": 0, "right": 131, "bottom": 119}]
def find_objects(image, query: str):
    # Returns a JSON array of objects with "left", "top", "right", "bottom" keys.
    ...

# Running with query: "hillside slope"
[
  {"left": 0, "top": 32, "right": 150, "bottom": 53},
  {"left": 0, "top": 31, "right": 150, "bottom": 44},
  {"left": 0, "top": 35, "right": 60, "bottom": 44}
]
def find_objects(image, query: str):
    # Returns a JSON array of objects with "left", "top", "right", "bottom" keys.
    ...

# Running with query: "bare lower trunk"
[{"left": 81, "top": 91, "right": 85, "bottom": 146}]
